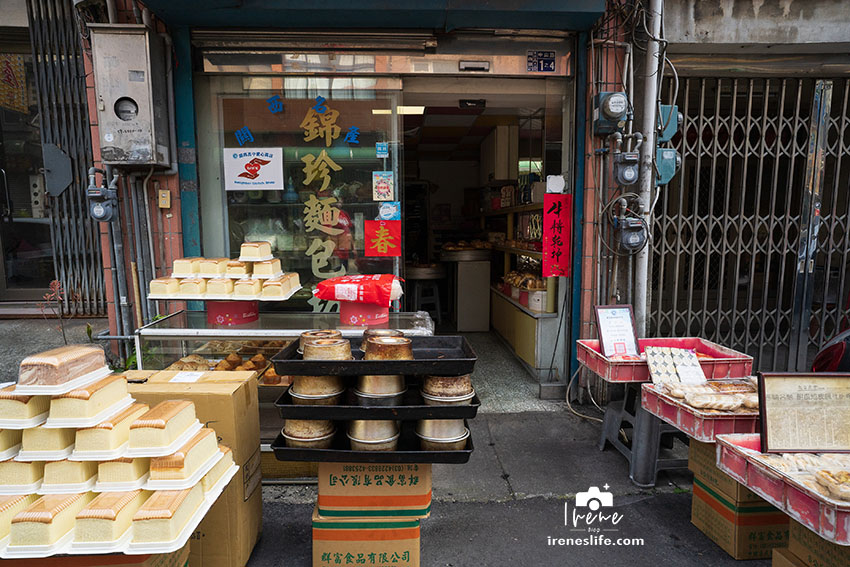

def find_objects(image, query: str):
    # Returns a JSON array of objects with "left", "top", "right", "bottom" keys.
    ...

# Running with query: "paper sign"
[
  {"left": 376, "top": 142, "right": 389, "bottom": 158},
  {"left": 543, "top": 193, "right": 571, "bottom": 277},
  {"left": 595, "top": 305, "right": 638, "bottom": 358},
  {"left": 223, "top": 148, "right": 284, "bottom": 190},
  {"left": 372, "top": 171, "right": 394, "bottom": 201},
  {"left": 377, "top": 201, "right": 401, "bottom": 220},
  {"left": 364, "top": 220, "right": 401, "bottom": 257},
  {"left": 169, "top": 371, "right": 205, "bottom": 383}
]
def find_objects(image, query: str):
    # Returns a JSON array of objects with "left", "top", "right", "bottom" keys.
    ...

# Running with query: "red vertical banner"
[
  {"left": 543, "top": 194, "right": 571, "bottom": 277},
  {"left": 364, "top": 220, "right": 401, "bottom": 257}
]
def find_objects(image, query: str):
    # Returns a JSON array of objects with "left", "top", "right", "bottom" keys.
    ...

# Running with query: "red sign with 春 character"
[
  {"left": 543, "top": 194, "right": 571, "bottom": 277},
  {"left": 364, "top": 220, "right": 401, "bottom": 257}
]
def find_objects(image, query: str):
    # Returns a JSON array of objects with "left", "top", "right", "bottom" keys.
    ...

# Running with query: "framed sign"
[
  {"left": 594, "top": 305, "right": 639, "bottom": 358},
  {"left": 759, "top": 372, "right": 850, "bottom": 453}
]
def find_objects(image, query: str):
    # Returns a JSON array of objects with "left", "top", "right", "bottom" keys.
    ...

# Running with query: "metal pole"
[{"left": 634, "top": 0, "right": 663, "bottom": 337}]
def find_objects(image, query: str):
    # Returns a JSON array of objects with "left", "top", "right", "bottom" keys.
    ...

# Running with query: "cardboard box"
[
  {"left": 317, "top": 463, "right": 431, "bottom": 519},
  {"left": 788, "top": 519, "right": 850, "bottom": 567},
  {"left": 146, "top": 370, "right": 258, "bottom": 385},
  {"left": 691, "top": 476, "right": 789, "bottom": 560},
  {"left": 773, "top": 547, "right": 808, "bottom": 567},
  {"left": 128, "top": 376, "right": 261, "bottom": 567},
  {"left": 1, "top": 545, "right": 189, "bottom": 567},
  {"left": 312, "top": 506, "right": 420, "bottom": 567},
  {"left": 688, "top": 440, "right": 763, "bottom": 503}
]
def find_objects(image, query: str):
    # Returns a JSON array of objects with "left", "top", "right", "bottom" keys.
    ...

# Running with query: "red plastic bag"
[{"left": 313, "top": 274, "right": 401, "bottom": 307}]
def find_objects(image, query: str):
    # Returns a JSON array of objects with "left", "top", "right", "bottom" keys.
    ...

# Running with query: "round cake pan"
[
  {"left": 347, "top": 432, "right": 400, "bottom": 452},
  {"left": 353, "top": 389, "right": 407, "bottom": 406},
  {"left": 348, "top": 419, "right": 399, "bottom": 441},
  {"left": 423, "top": 374, "right": 473, "bottom": 398},
  {"left": 364, "top": 336, "right": 413, "bottom": 360},
  {"left": 292, "top": 375, "right": 345, "bottom": 396},
  {"left": 284, "top": 419, "right": 334, "bottom": 439},
  {"left": 360, "top": 329, "right": 404, "bottom": 351},
  {"left": 303, "top": 338, "right": 351, "bottom": 361},
  {"left": 282, "top": 428, "right": 336, "bottom": 449},
  {"left": 415, "top": 419, "right": 466, "bottom": 440},
  {"left": 416, "top": 428, "right": 469, "bottom": 451},
  {"left": 356, "top": 374, "right": 405, "bottom": 395},
  {"left": 420, "top": 389, "right": 475, "bottom": 406},
  {"left": 290, "top": 388, "right": 345, "bottom": 406}
]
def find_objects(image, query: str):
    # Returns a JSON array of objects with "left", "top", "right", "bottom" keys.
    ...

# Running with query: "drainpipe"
[
  {"left": 634, "top": 0, "right": 663, "bottom": 337},
  {"left": 104, "top": 166, "right": 133, "bottom": 351},
  {"left": 105, "top": 0, "right": 116, "bottom": 23}
]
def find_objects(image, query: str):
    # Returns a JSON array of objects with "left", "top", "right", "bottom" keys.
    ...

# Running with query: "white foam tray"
[
  {"left": 148, "top": 294, "right": 180, "bottom": 300},
  {"left": 0, "top": 444, "right": 21, "bottom": 462},
  {"left": 0, "top": 412, "right": 49, "bottom": 430},
  {"left": 204, "top": 293, "right": 234, "bottom": 300},
  {"left": 37, "top": 475, "right": 96, "bottom": 495},
  {"left": 13, "top": 366, "right": 112, "bottom": 396},
  {"left": 68, "top": 527, "right": 133, "bottom": 555},
  {"left": 70, "top": 441, "right": 129, "bottom": 462},
  {"left": 43, "top": 395, "right": 135, "bottom": 429},
  {"left": 237, "top": 254, "right": 273, "bottom": 262},
  {"left": 251, "top": 271, "right": 283, "bottom": 280},
  {"left": 16, "top": 444, "right": 74, "bottom": 462},
  {"left": 93, "top": 472, "right": 149, "bottom": 493},
  {"left": 170, "top": 272, "right": 198, "bottom": 279},
  {"left": 0, "top": 381, "right": 15, "bottom": 390},
  {"left": 144, "top": 449, "right": 223, "bottom": 491},
  {"left": 125, "top": 420, "right": 202, "bottom": 458},
  {"left": 258, "top": 285, "right": 301, "bottom": 302},
  {"left": 1, "top": 528, "right": 75, "bottom": 559},
  {"left": 0, "top": 479, "right": 41, "bottom": 495},
  {"left": 225, "top": 273, "right": 254, "bottom": 279}
]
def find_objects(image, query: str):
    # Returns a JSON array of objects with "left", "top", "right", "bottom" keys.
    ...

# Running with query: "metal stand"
[{"left": 598, "top": 383, "right": 688, "bottom": 487}]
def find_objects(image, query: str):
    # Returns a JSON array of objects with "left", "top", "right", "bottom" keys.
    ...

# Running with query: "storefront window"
[{"left": 196, "top": 75, "right": 402, "bottom": 312}]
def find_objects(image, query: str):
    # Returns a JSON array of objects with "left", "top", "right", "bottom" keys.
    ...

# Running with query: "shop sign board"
[
  {"left": 223, "top": 147, "right": 284, "bottom": 190},
  {"left": 527, "top": 50, "right": 556, "bottom": 73},
  {"left": 542, "top": 193, "right": 571, "bottom": 277},
  {"left": 594, "top": 304, "right": 638, "bottom": 358}
]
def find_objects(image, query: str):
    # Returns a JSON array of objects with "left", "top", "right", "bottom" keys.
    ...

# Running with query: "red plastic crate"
[
  {"left": 640, "top": 384, "right": 759, "bottom": 443},
  {"left": 577, "top": 337, "right": 753, "bottom": 383},
  {"left": 716, "top": 433, "right": 850, "bottom": 546}
]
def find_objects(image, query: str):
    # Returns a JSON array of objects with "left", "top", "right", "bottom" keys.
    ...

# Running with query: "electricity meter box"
[{"left": 89, "top": 24, "right": 170, "bottom": 166}]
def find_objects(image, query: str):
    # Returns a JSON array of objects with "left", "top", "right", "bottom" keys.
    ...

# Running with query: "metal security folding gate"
[
  {"left": 650, "top": 77, "right": 850, "bottom": 372},
  {"left": 27, "top": 0, "right": 105, "bottom": 315}
]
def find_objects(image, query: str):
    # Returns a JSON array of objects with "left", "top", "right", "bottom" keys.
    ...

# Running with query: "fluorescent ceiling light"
[
  {"left": 372, "top": 109, "right": 392, "bottom": 115},
  {"left": 372, "top": 106, "right": 426, "bottom": 115}
]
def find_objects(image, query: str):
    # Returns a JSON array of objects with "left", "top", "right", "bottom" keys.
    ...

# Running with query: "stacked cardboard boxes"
[
  {"left": 688, "top": 440, "right": 789, "bottom": 560},
  {"left": 778, "top": 519, "right": 850, "bottom": 567},
  {"left": 312, "top": 463, "right": 432, "bottom": 567}
]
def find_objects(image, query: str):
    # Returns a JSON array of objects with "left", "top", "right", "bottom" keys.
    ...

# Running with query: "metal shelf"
[
  {"left": 490, "top": 286, "right": 556, "bottom": 319},
  {"left": 492, "top": 245, "right": 542, "bottom": 259}
]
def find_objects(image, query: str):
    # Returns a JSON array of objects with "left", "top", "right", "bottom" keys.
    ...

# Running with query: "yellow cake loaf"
[
  {"left": 0, "top": 429, "right": 22, "bottom": 452},
  {"left": 199, "top": 258, "right": 229, "bottom": 277},
  {"left": 234, "top": 278, "right": 261, "bottom": 297},
  {"left": 285, "top": 272, "right": 301, "bottom": 290},
  {"left": 129, "top": 401, "right": 195, "bottom": 449},
  {"left": 132, "top": 484, "right": 203, "bottom": 543},
  {"left": 226, "top": 260, "right": 251, "bottom": 278},
  {"left": 0, "top": 460, "right": 43, "bottom": 486},
  {"left": 201, "top": 445, "right": 233, "bottom": 493},
  {"left": 21, "top": 426, "right": 75, "bottom": 453},
  {"left": 179, "top": 278, "right": 206, "bottom": 295},
  {"left": 97, "top": 458, "right": 149, "bottom": 484},
  {"left": 172, "top": 257, "right": 201, "bottom": 275},
  {"left": 49, "top": 375, "right": 128, "bottom": 420},
  {"left": 0, "top": 385, "right": 50, "bottom": 420},
  {"left": 0, "top": 494, "right": 38, "bottom": 539},
  {"left": 42, "top": 459, "right": 98, "bottom": 486},
  {"left": 18, "top": 345, "right": 106, "bottom": 387},
  {"left": 239, "top": 241, "right": 271, "bottom": 259},
  {"left": 75, "top": 490, "right": 150, "bottom": 543},
  {"left": 149, "top": 278, "right": 179, "bottom": 296},
  {"left": 206, "top": 278, "right": 234, "bottom": 296},
  {"left": 10, "top": 492, "right": 94, "bottom": 546},
  {"left": 261, "top": 276, "right": 290, "bottom": 299},
  {"left": 75, "top": 403, "right": 149, "bottom": 453},
  {"left": 150, "top": 428, "right": 217, "bottom": 481},
  {"left": 253, "top": 258, "right": 281, "bottom": 277}
]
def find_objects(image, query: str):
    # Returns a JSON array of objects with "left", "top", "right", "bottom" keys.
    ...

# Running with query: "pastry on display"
[
  {"left": 18, "top": 345, "right": 106, "bottom": 387},
  {"left": 200, "top": 445, "right": 233, "bottom": 493},
  {"left": 149, "top": 277, "right": 179, "bottom": 296},
  {"left": 739, "top": 393, "right": 759, "bottom": 409},
  {"left": 199, "top": 258, "right": 229, "bottom": 277},
  {"left": 21, "top": 425, "right": 75, "bottom": 454},
  {"left": 9, "top": 492, "right": 94, "bottom": 547},
  {"left": 815, "top": 470, "right": 850, "bottom": 501},
  {"left": 172, "top": 257, "right": 202, "bottom": 275},
  {"left": 206, "top": 278, "right": 234, "bottom": 296},
  {"left": 261, "top": 276, "right": 291, "bottom": 299},
  {"left": 239, "top": 241, "right": 272, "bottom": 260},
  {"left": 253, "top": 258, "right": 281, "bottom": 278},
  {"left": 129, "top": 400, "right": 196, "bottom": 450},
  {"left": 74, "top": 403, "right": 149, "bottom": 453},
  {"left": 0, "top": 429, "right": 23, "bottom": 452},
  {"left": 132, "top": 484, "right": 204, "bottom": 543},
  {"left": 178, "top": 277, "right": 206, "bottom": 296},
  {"left": 97, "top": 458, "right": 150, "bottom": 484},
  {"left": 361, "top": 329, "right": 403, "bottom": 351},
  {"left": 707, "top": 381, "right": 756, "bottom": 394},
  {"left": 299, "top": 330, "right": 342, "bottom": 352},
  {"left": 49, "top": 374, "right": 128, "bottom": 420},
  {"left": 149, "top": 428, "right": 218, "bottom": 481},
  {"left": 0, "top": 460, "right": 44, "bottom": 487},
  {"left": 226, "top": 260, "right": 252, "bottom": 278},
  {"left": 423, "top": 374, "right": 473, "bottom": 398},
  {"left": 234, "top": 278, "right": 261, "bottom": 297},
  {"left": 285, "top": 272, "right": 301, "bottom": 290},
  {"left": 0, "top": 385, "right": 50, "bottom": 420},
  {"left": 303, "top": 338, "right": 351, "bottom": 361},
  {"left": 75, "top": 490, "right": 150, "bottom": 543},
  {"left": 663, "top": 383, "right": 714, "bottom": 399},
  {"left": 165, "top": 355, "right": 212, "bottom": 372},
  {"left": 262, "top": 367, "right": 284, "bottom": 385},
  {"left": 42, "top": 459, "right": 98, "bottom": 486},
  {"left": 0, "top": 494, "right": 38, "bottom": 539},
  {"left": 792, "top": 473, "right": 833, "bottom": 498},
  {"left": 284, "top": 419, "right": 334, "bottom": 440},
  {"left": 364, "top": 336, "right": 413, "bottom": 360},
  {"left": 682, "top": 393, "right": 742, "bottom": 411}
]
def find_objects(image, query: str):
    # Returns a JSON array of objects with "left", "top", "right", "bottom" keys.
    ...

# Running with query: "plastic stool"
[
  {"left": 598, "top": 383, "right": 688, "bottom": 487},
  {"left": 412, "top": 280, "right": 442, "bottom": 324}
]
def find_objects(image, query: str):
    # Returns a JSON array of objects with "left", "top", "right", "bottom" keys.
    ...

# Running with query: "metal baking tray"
[
  {"left": 271, "top": 336, "right": 477, "bottom": 376},
  {"left": 270, "top": 423, "right": 473, "bottom": 464},
  {"left": 275, "top": 387, "right": 480, "bottom": 420}
]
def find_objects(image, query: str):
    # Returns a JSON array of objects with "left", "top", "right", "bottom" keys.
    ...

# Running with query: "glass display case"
[{"left": 134, "top": 310, "right": 434, "bottom": 371}]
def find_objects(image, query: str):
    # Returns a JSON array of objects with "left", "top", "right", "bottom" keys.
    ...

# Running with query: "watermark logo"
[{"left": 547, "top": 484, "right": 644, "bottom": 548}]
